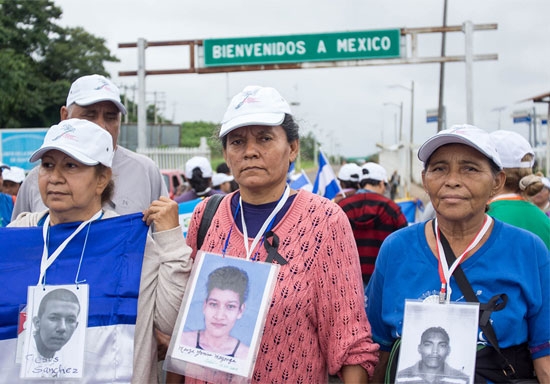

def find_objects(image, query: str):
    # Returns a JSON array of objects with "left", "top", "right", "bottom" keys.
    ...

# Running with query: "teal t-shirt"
[{"left": 488, "top": 199, "right": 550, "bottom": 249}]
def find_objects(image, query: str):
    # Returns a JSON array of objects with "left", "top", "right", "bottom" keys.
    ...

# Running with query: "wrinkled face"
[
  {"left": 422, "top": 144, "right": 503, "bottom": 223},
  {"left": 203, "top": 288, "right": 244, "bottom": 338},
  {"left": 418, "top": 332, "right": 450, "bottom": 369},
  {"left": 223, "top": 125, "right": 298, "bottom": 194},
  {"left": 63, "top": 101, "right": 121, "bottom": 148},
  {"left": 38, "top": 150, "right": 109, "bottom": 223},
  {"left": 34, "top": 300, "right": 79, "bottom": 354}
]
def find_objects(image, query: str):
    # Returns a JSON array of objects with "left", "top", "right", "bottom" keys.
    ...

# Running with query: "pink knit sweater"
[{"left": 185, "top": 190, "right": 379, "bottom": 383}]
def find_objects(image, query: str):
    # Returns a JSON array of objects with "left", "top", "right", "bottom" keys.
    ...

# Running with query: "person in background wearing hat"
[
  {"left": 338, "top": 162, "right": 408, "bottom": 287},
  {"left": 365, "top": 125, "right": 549, "bottom": 383},
  {"left": 0, "top": 164, "right": 14, "bottom": 227},
  {"left": 180, "top": 85, "right": 378, "bottom": 383},
  {"left": 211, "top": 172, "right": 235, "bottom": 194},
  {"left": 487, "top": 130, "right": 550, "bottom": 249},
  {"left": 174, "top": 156, "right": 224, "bottom": 203},
  {"left": 216, "top": 162, "right": 240, "bottom": 192},
  {"left": 334, "top": 162, "right": 362, "bottom": 204},
  {"left": 530, "top": 174, "right": 550, "bottom": 217},
  {"left": 12, "top": 74, "right": 168, "bottom": 221},
  {"left": 9, "top": 119, "right": 193, "bottom": 383},
  {"left": 2, "top": 166, "right": 25, "bottom": 198}
]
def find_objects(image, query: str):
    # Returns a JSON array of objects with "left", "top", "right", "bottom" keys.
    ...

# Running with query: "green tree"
[
  {"left": 0, "top": 0, "right": 118, "bottom": 128},
  {"left": 180, "top": 121, "right": 222, "bottom": 157},
  {"left": 299, "top": 131, "right": 318, "bottom": 162}
]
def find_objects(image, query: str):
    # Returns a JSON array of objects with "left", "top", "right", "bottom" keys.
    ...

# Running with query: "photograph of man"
[
  {"left": 396, "top": 326, "right": 469, "bottom": 384},
  {"left": 180, "top": 266, "right": 250, "bottom": 359},
  {"left": 32, "top": 288, "right": 80, "bottom": 360}
]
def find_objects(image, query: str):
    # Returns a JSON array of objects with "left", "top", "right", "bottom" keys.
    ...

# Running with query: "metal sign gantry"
[{"left": 118, "top": 22, "right": 497, "bottom": 153}]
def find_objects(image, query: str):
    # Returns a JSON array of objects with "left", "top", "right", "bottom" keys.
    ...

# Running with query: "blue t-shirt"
[
  {"left": 365, "top": 219, "right": 550, "bottom": 359},
  {"left": 0, "top": 193, "right": 14, "bottom": 227}
]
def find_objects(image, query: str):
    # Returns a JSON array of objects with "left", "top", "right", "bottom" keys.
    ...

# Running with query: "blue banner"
[{"left": 0, "top": 213, "right": 149, "bottom": 341}]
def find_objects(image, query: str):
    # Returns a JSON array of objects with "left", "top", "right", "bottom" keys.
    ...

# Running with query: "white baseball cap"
[
  {"left": 541, "top": 177, "right": 550, "bottom": 190},
  {"left": 220, "top": 85, "right": 292, "bottom": 137},
  {"left": 418, "top": 124, "right": 502, "bottom": 169},
  {"left": 361, "top": 162, "right": 388, "bottom": 182},
  {"left": 66, "top": 74, "right": 127, "bottom": 115},
  {"left": 2, "top": 166, "right": 25, "bottom": 183},
  {"left": 30, "top": 118, "right": 114, "bottom": 167},
  {"left": 185, "top": 156, "right": 213, "bottom": 179},
  {"left": 490, "top": 130, "right": 535, "bottom": 169},
  {"left": 338, "top": 163, "right": 362, "bottom": 182},
  {"left": 212, "top": 172, "right": 234, "bottom": 187}
]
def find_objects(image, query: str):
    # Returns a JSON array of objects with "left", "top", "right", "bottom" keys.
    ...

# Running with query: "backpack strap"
[{"left": 197, "top": 194, "right": 224, "bottom": 249}]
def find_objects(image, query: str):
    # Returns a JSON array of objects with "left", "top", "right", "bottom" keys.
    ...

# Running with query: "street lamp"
[{"left": 389, "top": 81, "right": 415, "bottom": 197}]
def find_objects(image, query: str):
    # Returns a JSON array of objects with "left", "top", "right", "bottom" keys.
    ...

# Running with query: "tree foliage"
[
  {"left": 0, "top": 0, "right": 119, "bottom": 128},
  {"left": 180, "top": 121, "right": 222, "bottom": 157}
]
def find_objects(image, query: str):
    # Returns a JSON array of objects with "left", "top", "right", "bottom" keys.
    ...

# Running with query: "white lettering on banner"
[
  {"left": 337, "top": 36, "right": 392, "bottom": 52},
  {"left": 212, "top": 41, "right": 306, "bottom": 59},
  {"left": 317, "top": 40, "right": 327, "bottom": 53}
]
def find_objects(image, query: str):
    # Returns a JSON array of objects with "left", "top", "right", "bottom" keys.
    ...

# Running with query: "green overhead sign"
[{"left": 203, "top": 29, "right": 401, "bottom": 67}]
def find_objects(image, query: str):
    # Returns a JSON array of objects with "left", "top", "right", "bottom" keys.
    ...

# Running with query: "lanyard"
[
  {"left": 38, "top": 210, "right": 103, "bottom": 285},
  {"left": 240, "top": 185, "right": 290, "bottom": 260},
  {"left": 434, "top": 215, "right": 492, "bottom": 304}
]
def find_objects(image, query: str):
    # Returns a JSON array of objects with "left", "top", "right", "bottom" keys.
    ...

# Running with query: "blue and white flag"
[
  {"left": 286, "top": 161, "right": 296, "bottom": 184},
  {"left": 0, "top": 213, "right": 149, "bottom": 382},
  {"left": 312, "top": 151, "right": 343, "bottom": 200},
  {"left": 178, "top": 197, "right": 203, "bottom": 237},
  {"left": 290, "top": 169, "right": 313, "bottom": 192}
]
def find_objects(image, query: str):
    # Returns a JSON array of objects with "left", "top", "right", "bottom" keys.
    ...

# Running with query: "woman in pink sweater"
[{"left": 181, "top": 86, "right": 379, "bottom": 383}]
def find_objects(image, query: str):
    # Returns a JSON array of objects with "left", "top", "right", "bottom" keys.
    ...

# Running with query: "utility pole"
[
  {"left": 137, "top": 38, "right": 147, "bottom": 150},
  {"left": 437, "top": 0, "right": 448, "bottom": 132}
]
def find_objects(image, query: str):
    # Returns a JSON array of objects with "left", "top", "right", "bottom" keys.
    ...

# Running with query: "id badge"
[
  {"left": 165, "top": 251, "right": 280, "bottom": 383},
  {"left": 20, "top": 284, "right": 89, "bottom": 380},
  {"left": 395, "top": 300, "right": 479, "bottom": 384},
  {"left": 15, "top": 305, "right": 27, "bottom": 364}
]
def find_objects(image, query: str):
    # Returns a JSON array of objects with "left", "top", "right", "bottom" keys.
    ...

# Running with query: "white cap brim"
[
  {"left": 418, "top": 134, "right": 502, "bottom": 169},
  {"left": 30, "top": 146, "right": 100, "bottom": 166},
  {"left": 74, "top": 96, "right": 127, "bottom": 115},
  {"left": 220, "top": 112, "right": 285, "bottom": 137}
]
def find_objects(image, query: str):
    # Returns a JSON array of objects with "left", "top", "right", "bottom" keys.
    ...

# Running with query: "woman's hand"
[{"left": 143, "top": 196, "right": 180, "bottom": 232}]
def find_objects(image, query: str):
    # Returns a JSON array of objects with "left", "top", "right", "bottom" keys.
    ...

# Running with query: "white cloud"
[{"left": 55, "top": 0, "right": 550, "bottom": 157}]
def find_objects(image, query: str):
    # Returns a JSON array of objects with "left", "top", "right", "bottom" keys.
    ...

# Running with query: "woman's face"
[
  {"left": 223, "top": 125, "right": 298, "bottom": 196},
  {"left": 38, "top": 150, "right": 110, "bottom": 224},
  {"left": 422, "top": 143, "right": 504, "bottom": 223},
  {"left": 203, "top": 288, "right": 244, "bottom": 338}
]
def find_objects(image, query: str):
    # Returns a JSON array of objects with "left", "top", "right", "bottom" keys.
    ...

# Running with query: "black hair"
[
  {"left": 188, "top": 167, "right": 211, "bottom": 194},
  {"left": 38, "top": 288, "right": 80, "bottom": 318},
  {"left": 420, "top": 326, "right": 450, "bottom": 344},
  {"left": 206, "top": 266, "right": 249, "bottom": 305},
  {"left": 216, "top": 162, "right": 230, "bottom": 174}
]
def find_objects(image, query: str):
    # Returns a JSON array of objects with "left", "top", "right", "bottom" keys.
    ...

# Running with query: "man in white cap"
[
  {"left": 337, "top": 162, "right": 408, "bottom": 286},
  {"left": 212, "top": 172, "right": 235, "bottom": 194},
  {"left": 0, "top": 164, "right": 14, "bottom": 227},
  {"left": 2, "top": 166, "right": 25, "bottom": 197},
  {"left": 334, "top": 163, "right": 361, "bottom": 204},
  {"left": 0, "top": 163, "right": 9, "bottom": 193},
  {"left": 12, "top": 74, "right": 168, "bottom": 219},
  {"left": 487, "top": 130, "right": 550, "bottom": 248}
]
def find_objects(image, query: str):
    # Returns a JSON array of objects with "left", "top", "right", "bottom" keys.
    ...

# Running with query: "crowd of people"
[{"left": 1, "top": 75, "right": 548, "bottom": 383}]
